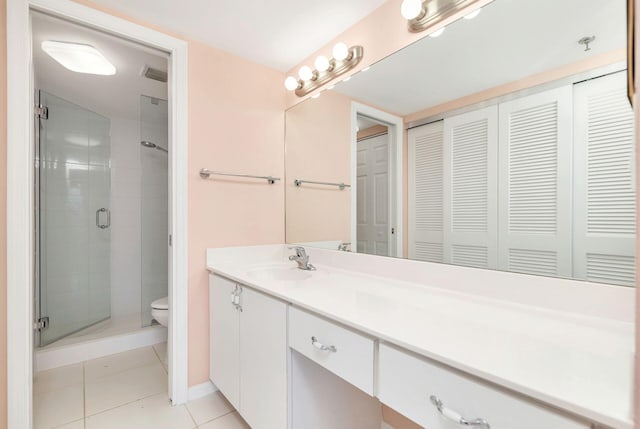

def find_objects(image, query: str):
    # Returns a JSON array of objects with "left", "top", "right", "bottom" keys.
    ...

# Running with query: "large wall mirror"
[{"left": 285, "top": 0, "right": 635, "bottom": 286}]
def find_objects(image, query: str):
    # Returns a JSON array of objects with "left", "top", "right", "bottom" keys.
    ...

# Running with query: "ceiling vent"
[{"left": 141, "top": 65, "right": 167, "bottom": 83}]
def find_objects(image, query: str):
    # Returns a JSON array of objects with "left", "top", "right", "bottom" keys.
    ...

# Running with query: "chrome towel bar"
[
  {"left": 294, "top": 179, "right": 350, "bottom": 190},
  {"left": 199, "top": 168, "right": 280, "bottom": 184}
]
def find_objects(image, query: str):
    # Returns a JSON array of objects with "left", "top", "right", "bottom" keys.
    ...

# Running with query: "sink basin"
[{"left": 246, "top": 264, "right": 317, "bottom": 282}]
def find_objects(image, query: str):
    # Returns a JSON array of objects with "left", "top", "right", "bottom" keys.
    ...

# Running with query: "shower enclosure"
[
  {"left": 36, "top": 92, "right": 169, "bottom": 348},
  {"left": 36, "top": 90, "right": 112, "bottom": 346}
]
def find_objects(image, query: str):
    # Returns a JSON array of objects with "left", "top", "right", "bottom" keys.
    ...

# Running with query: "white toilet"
[{"left": 151, "top": 296, "right": 169, "bottom": 327}]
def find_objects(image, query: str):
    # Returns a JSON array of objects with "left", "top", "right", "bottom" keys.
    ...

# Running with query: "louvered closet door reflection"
[
  {"left": 573, "top": 71, "right": 635, "bottom": 286},
  {"left": 498, "top": 86, "right": 572, "bottom": 277},
  {"left": 408, "top": 121, "right": 444, "bottom": 262},
  {"left": 443, "top": 106, "right": 498, "bottom": 269}
]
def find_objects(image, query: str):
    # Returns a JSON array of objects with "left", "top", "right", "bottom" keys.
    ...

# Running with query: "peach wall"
[
  {"left": 0, "top": 0, "right": 6, "bottom": 426},
  {"left": 187, "top": 42, "right": 285, "bottom": 384},
  {"left": 285, "top": 90, "right": 351, "bottom": 244}
]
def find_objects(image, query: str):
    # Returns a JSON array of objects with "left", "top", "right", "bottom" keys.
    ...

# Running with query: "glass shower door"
[{"left": 38, "top": 90, "right": 112, "bottom": 346}]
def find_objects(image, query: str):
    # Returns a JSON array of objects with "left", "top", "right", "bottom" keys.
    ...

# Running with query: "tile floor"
[{"left": 33, "top": 343, "right": 250, "bottom": 429}]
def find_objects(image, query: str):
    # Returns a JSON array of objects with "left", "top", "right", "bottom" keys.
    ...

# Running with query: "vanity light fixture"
[
  {"left": 400, "top": 0, "right": 481, "bottom": 34},
  {"left": 42, "top": 40, "right": 116, "bottom": 75},
  {"left": 283, "top": 43, "right": 364, "bottom": 97},
  {"left": 332, "top": 42, "right": 350, "bottom": 61},
  {"left": 401, "top": 0, "right": 424, "bottom": 19},
  {"left": 298, "top": 65, "right": 315, "bottom": 81},
  {"left": 315, "top": 55, "right": 331, "bottom": 72}
]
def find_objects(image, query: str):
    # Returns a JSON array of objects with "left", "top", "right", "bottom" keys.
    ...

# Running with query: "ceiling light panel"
[{"left": 42, "top": 41, "right": 116, "bottom": 75}]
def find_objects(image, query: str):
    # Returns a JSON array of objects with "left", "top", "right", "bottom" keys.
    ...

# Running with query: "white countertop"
[{"left": 206, "top": 245, "right": 635, "bottom": 429}]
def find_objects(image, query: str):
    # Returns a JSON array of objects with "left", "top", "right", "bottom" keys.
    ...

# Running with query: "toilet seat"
[{"left": 151, "top": 296, "right": 168, "bottom": 310}]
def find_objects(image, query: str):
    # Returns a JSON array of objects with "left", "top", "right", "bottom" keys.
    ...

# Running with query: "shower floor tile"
[{"left": 33, "top": 343, "right": 243, "bottom": 429}]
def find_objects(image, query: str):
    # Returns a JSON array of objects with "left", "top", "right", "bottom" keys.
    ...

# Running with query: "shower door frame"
[{"left": 7, "top": 0, "right": 190, "bottom": 426}]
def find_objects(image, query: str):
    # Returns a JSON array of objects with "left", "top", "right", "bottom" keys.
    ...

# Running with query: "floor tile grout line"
[
  {"left": 151, "top": 343, "right": 161, "bottom": 363},
  {"left": 183, "top": 401, "right": 199, "bottom": 428},
  {"left": 86, "top": 359, "right": 164, "bottom": 384},
  {"left": 85, "top": 346, "right": 162, "bottom": 382},
  {"left": 151, "top": 343, "right": 169, "bottom": 376},
  {"left": 50, "top": 418, "right": 85, "bottom": 429},
  {"left": 196, "top": 410, "right": 235, "bottom": 426},
  {"left": 84, "top": 389, "right": 170, "bottom": 419}
]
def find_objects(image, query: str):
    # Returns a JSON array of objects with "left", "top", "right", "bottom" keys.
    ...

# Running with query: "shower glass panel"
[
  {"left": 38, "top": 90, "right": 111, "bottom": 346},
  {"left": 140, "top": 95, "right": 169, "bottom": 327}
]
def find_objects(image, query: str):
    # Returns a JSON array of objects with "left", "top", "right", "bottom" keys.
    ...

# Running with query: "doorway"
[
  {"left": 350, "top": 102, "right": 404, "bottom": 257},
  {"left": 7, "top": 0, "right": 189, "bottom": 426}
]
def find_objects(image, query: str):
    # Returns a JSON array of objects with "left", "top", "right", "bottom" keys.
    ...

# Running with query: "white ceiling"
[
  {"left": 32, "top": 11, "right": 168, "bottom": 120},
  {"left": 332, "top": 0, "right": 626, "bottom": 116},
  {"left": 87, "top": 0, "right": 387, "bottom": 72}
]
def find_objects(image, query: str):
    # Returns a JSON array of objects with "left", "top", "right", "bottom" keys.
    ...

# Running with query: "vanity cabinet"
[
  {"left": 209, "top": 274, "right": 288, "bottom": 429},
  {"left": 378, "top": 344, "right": 590, "bottom": 429}
]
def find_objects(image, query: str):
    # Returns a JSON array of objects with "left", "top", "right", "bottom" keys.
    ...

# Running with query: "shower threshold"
[{"left": 35, "top": 314, "right": 167, "bottom": 371}]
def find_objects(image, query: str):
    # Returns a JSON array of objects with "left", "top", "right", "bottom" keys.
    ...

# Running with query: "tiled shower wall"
[
  {"left": 140, "top": 96, "right": 169, "bottom": 326},
  {"left": 109, "top": 117, "right": 143, "bottom": 319}
]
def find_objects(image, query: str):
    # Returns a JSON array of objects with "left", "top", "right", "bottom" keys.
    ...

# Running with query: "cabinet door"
[
  {"left": 239, "top": 287, "right": 288, "bottom": 429},
  {"left": 209, "top": 274, "right": 240, "bottom": 409}
]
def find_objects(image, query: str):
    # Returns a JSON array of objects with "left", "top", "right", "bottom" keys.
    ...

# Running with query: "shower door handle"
[{"left": 96, "top": 208, "right": 110, "bottom": 229}]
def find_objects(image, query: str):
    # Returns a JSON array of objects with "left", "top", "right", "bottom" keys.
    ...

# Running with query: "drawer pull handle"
[
  {"left": 430, "top": 396, "right": 490, "bottom": 429},
  {"left": 311, "top": 336, "right": 337, "bottom": 353}
]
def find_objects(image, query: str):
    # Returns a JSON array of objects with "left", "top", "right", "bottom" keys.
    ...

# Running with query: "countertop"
[{"left": 207, "top": 245, "right": 634, "bottom": 429}]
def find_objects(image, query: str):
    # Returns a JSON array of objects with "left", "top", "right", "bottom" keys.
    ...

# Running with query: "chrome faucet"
[{"left": 288, "top": 246, "right": 316, "bottom": 271}]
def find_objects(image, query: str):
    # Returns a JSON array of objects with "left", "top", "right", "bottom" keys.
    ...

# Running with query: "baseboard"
[{"left": 188, "top": 380, "right": 219, "bottom": 401}]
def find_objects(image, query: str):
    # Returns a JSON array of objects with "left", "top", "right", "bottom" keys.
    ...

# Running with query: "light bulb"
[
  {"left": 298, "top": 66, "right": 313, "bottom": 81},
  {"left": 429, "top": 27, "right": 445, "bottom": 38},
  {"left": 284, "top": 76, "right": 299, "bottom": 91},
  {"left": 463, "top": 8, "right": 481, "bottom": 20},
  {"left": 401, "top": 0, "right": 423, "bottom": 20},
  {"left": 315, "top": 55, "right": 330, "bottom": 72},
  {"left": 333, "top": 43, "right": 349, "bottom": 61}
]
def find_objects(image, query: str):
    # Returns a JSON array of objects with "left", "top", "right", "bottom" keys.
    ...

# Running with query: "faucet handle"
[{"left": 288, "top": 246, "right": 306, "bottom": 257}]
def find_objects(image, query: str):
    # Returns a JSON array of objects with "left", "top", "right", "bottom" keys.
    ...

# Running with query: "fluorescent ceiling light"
[{"left": 42, "top": 41, "right": 116, "bottom": 75}]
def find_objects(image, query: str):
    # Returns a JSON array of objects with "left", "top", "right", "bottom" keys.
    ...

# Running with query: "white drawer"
[
  {"left": 289, "top": 306, "right": 375, "bottom": 395},
  {"left": 378, "top": 344, "right": 590, "bottom": 429}
]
